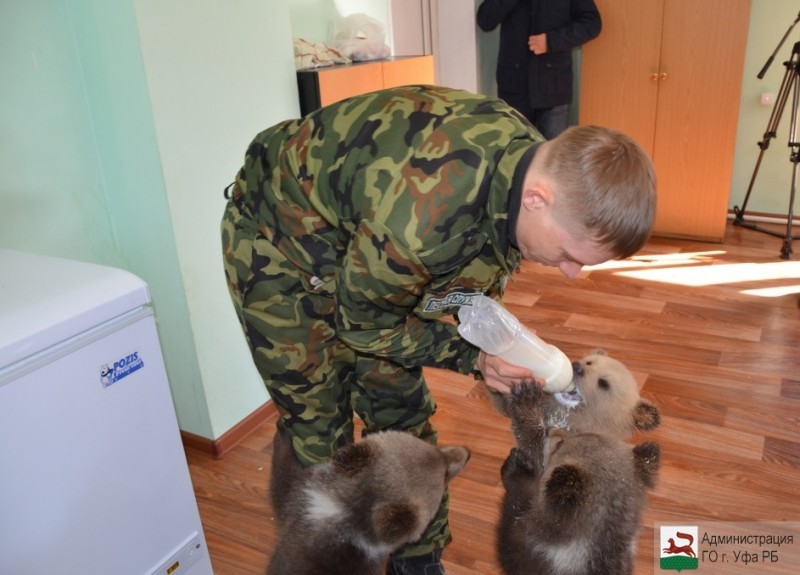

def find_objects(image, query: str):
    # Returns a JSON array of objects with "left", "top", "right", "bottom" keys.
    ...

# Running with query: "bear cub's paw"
[
  {"left": 505, "top": 380, "right": 545, "bottom": 422},
  {"left": 501, "top": 446, "right": 536, "bottom": 478}
]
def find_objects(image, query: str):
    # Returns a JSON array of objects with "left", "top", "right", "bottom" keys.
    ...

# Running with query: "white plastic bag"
[{"left": 331, "top": 13, "right": 390, "bottom": 62}]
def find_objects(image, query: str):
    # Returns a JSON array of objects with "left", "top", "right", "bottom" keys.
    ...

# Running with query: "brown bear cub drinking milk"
[
  {"left": 497, "top": 350, "right": 662, "bottom": 575},
  {"left": 267, "top": 423, "right": 470, "bottom": 575}
]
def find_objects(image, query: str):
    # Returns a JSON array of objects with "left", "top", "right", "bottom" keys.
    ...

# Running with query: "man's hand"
[
  {"left": 475, "top": 351, "right": 544, "bottom": 394},
  {"left": 528, "top": 33, "right": 548, "bottom": 55}
]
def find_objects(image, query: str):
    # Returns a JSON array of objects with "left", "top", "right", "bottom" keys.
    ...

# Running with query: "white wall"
[
  {"left": 432, "top": 0, "right": 479, "bottom": 92},
  {"left": 390, "top": 0, "right": 429, "bottom": 56}
]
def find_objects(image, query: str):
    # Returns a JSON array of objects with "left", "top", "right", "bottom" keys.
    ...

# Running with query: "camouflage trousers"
[{"left": 221, "top": 198, "right": 452, "bottom": 558}]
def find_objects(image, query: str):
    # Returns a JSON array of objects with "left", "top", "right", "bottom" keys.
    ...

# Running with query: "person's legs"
[
  {"left": 221, "top": 199, "right": 356, "bottom": 465},
  {"left": 223, "top": 198, "right": 450, "bottom": 572},
  {"left": 351, "top": 357, "right": 449, "bottom": 573},
  {"left": 531, "top": 104, "right": 570, "bottom": 140}
]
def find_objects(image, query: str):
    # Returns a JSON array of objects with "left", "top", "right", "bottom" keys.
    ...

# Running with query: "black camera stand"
[{"left": 733, "top": 27, "right": 800, "bottom": 260}]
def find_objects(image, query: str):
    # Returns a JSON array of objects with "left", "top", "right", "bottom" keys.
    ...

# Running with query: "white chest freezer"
[{"left": 0, "top": 249, "right": 212, "bottom": 575}]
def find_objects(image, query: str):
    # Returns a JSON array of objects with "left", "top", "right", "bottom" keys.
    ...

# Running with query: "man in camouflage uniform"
[{"left": 221, "top": 85, "right": 655, "bottom": 574}]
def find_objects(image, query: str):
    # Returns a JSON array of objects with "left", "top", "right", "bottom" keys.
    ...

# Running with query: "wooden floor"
[{"left": 186, "top": 222, "right": 800, "bottom": 574}]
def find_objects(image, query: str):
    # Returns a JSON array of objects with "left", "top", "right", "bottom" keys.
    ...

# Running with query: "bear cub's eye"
[{"left": 598, "top": 378, "right": 610, "bottom": 390}]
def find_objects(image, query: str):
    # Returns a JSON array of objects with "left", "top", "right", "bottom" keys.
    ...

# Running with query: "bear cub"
[
  {"left": 497, "top": 382, "right": 661, "bottom": 575},
  {"left": 267, "top": 424, "right": 470, "bottom": 575}
]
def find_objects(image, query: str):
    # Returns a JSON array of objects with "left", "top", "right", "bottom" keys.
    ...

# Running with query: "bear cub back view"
[
  {"left": 267, "top": 424, "right": 470, "bottom": 575},
  {"left": 497, "top": 379, "right": 661, "bottom": 575}
]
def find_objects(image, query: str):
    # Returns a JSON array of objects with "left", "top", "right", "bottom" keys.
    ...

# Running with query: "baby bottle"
[{"left": 457, "top": 295, "right": 574, "bottom": 394}]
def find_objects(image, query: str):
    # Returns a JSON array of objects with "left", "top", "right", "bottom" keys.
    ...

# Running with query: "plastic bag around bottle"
[{"left": 456, "top": 295, "right": 520, "bottom": 356}]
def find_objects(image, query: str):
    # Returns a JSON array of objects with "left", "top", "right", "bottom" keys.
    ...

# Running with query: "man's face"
[{"left": 515, "top": 201, "right": 614, "bottom": 279}]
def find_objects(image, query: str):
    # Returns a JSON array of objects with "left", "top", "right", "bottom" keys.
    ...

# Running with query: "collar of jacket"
[{"left": 486, "top": 136, "right": 543, "bottom": 275}]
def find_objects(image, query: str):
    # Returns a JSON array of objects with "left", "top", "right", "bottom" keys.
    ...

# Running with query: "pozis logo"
[{"left": 100, "top": 351, "right": 144, "bottom": 387}]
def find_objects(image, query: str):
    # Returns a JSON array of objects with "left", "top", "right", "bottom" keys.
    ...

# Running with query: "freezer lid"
[{"left": 0, "top": 249, "right": 151, "bottom": 369}]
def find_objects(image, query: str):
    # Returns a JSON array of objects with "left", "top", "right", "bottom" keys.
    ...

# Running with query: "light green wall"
[
  {"left": 289, "top": 0, "right": 340, "bottom": 43},
  {"left": 1, "top": 1, "right": 120, "bottom": 265},
  {"left": 130, "top": 0, "right": 298, "bottom": 438},
  {"left": 730, "top": 1, "right": 799, "bottom": 216},
  {"left": 1, "top": 0, "right": 794, "bottom": 442},
  {"left": 1, "top": 0, "right": 295, "bottom": 439},
  {"left": 68, "top": 0, "right": 211, "bottom": 435}
]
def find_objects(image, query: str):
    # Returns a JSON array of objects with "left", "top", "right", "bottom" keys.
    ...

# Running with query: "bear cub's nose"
[{"left": 572, "top": 362, "right": 584, "bottom": 377}]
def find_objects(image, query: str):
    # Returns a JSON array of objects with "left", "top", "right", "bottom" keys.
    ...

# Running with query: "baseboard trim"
[
  {"left": 727, "top": 209, "right": 800, "bottom": 226},
  {"left": 181, "top": 401, "right": 277, "bottom": 459}
]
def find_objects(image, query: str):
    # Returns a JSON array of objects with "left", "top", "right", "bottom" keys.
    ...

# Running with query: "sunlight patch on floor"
[
  {"left": 740, "top": 284, "right": 800, "bottom": 297},
  {"left": 587, "top": 251, "right": 800, "bottom": 295},
  {"left": 616, "top": 261, "right": 800, "bottom": 288},
  {"left": 590, "top": 251, "right": 727, "bottom": 271}
]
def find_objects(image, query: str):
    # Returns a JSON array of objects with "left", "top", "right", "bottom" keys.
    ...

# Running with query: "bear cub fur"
[
  {"left": 497, "top": 381, "right": 661, "bottom": 575},
  {"left": 267, "top": 424, "right": 470, "bottom": 575}
]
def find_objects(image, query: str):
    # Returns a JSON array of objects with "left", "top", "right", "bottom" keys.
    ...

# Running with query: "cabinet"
[
  {"left": 579, "top": 0, "right": 751, "bottom": 241},
  {"left": 297, "top": 55, "right": 435, "bottom": 116}
]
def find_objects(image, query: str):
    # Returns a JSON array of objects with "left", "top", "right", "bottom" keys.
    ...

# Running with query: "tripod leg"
[
  {"left": 735, "top": 56, "right": 794, "bottom": 221},
  {"left": 780, "top": 112, "right": 800, "bottom": 259},
  {"left": 734, "top": 147, "right": 771, "bottom": 223},
  {"left": 780, "top": 161, "right": 797, "bottom": 259},
  {"left": 779, "top": 53, "right": 800, "bottom": 259}
]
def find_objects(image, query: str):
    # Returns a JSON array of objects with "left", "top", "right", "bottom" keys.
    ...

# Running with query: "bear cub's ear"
[
  {"left": 632, "top": 441, "right": 661, "bottom": 488},
  {"left": 332, "top": 441, "right": 374, "bottom": 476},
  {"left": 632, "top": 399, "right": 661, "bottom": 432},
  {"left": 372, "top": 501, "right": 422, "bottom": 546},
  {"left": 440, "top": 445, "right": 471, "bottom": 481}
]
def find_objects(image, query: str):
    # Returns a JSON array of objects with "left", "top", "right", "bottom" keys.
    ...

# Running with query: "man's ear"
[{"left": 521, "top": 181, "right": 553, "bottom": 211}]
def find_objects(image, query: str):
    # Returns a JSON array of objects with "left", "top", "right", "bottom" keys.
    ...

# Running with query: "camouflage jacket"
[{"left": 234, "top": 85, "right": 543, "bottom": 375}]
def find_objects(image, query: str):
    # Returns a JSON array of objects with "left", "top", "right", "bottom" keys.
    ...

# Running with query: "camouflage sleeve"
[{"left": 335, "top": 218, "right": 480, "bottom": 375}]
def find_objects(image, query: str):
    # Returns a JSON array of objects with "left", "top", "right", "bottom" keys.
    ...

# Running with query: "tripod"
[{"left": 733, "top": 38, "right": 800, "bottom": 260}]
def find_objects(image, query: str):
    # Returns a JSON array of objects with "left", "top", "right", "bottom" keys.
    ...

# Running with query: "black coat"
[{"left": 477, "top": 0, "right": 601, "bottom": 110}]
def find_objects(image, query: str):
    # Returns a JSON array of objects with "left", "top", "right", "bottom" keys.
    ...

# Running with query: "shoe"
[{"left": 386, "top": 550, "right": 445, "bottom": 575}]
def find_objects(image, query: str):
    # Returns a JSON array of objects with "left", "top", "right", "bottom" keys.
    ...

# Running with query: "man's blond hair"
[{"left": 538, "top": 125, "right": 657, "bottom": 259}]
